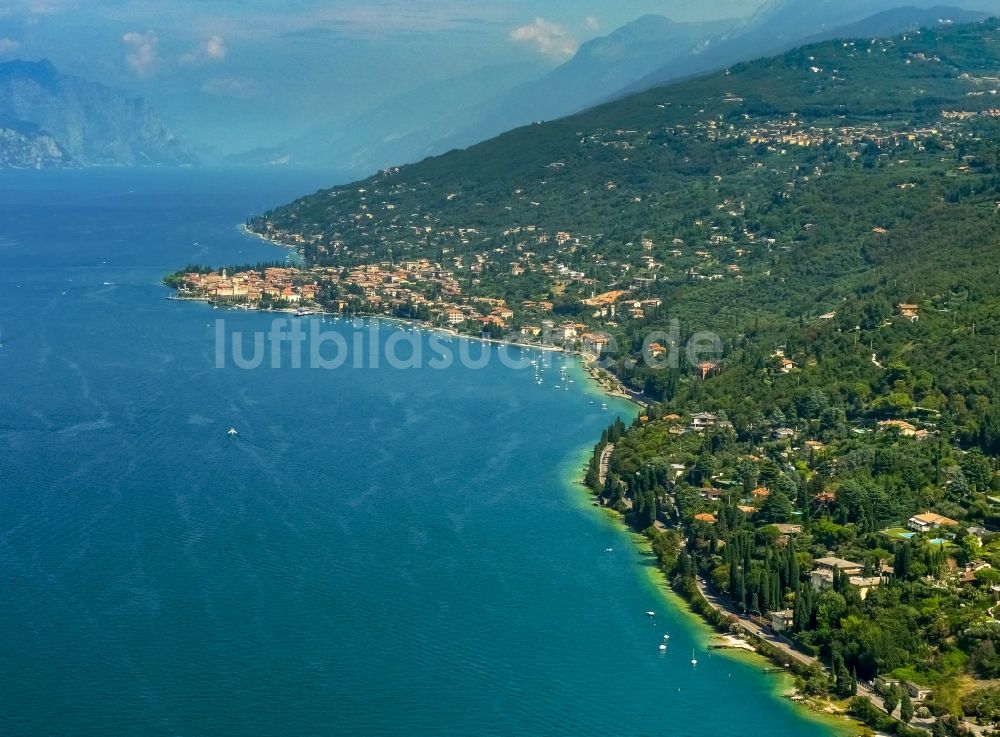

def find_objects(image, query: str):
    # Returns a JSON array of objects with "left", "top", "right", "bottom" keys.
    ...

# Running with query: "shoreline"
[
  {"left": 564, "top": 375, "right": 860, "bottom": 737},
  {"left": 234, "top": 223, "right": 647, "bottom": 404},
  {"left": 240, "top": 223, "right": 305, "bottom": 265},
  {"left": 208, "top": 225, "right": 852, "bottom": 732},
  {"left": 168, "top": 292, "right": 641, "bottom": 396}
]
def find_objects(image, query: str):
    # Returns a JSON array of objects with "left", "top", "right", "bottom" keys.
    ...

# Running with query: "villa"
[
  {"left": 770, "top": 609, "right": 794, "bottom": 633},
  {"left": 908, "top": 512, "right": 959, "bottom": 533},
  {"left": 691, "top": 412, "right": 718, "bottom": 431},
  {"left": 811, "top": 557, "right": 884, "bottom": 598}
]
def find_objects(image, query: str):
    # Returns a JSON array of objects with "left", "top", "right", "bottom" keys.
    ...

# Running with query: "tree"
[
  {"left": 797, "top": 388, "right": 829, "bottom": 420},
  {"left": 894, "top": 542, "right": 912, "bottom": 580},
  {"left": 962, "top": 449, "right": 993, "bottom": 492},
  {"left": 793, "top": 587, "right": 813, "bottom": 632},
  {"left": 978, "top": 409, "right": 1000, "bottom": 455},
  {"left": 972, "top": 639, "right": 1000, "bottom": 678},
  {"left": 960, "top": 534, "right": 982, "bottom": 566},
  {"left": 883, "top": 683, "right": 900, "bottom": 716},
  {"left": 691, "top": 452, "right": 717, "bottom": 486},
  {"left": 945, "top": 466, "right": 969, "bottom": 497},
  {"left": 832, "top": 648, "right": 852, "bottom": 697},
  {"left": 762, "top": 490, "right": 794, "bottom": 523},
  {"left": 976, "top": 568, "right": 1000, "bottom": 587},
  {"left": 735, "top": 459, "right": 759, "bottom": 495},
  {"left": 899, "top": 691, "right": 913, "bottom": 723}
]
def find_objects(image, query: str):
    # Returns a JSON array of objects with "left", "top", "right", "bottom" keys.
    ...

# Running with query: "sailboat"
[{"left": 691, "top": 650, "right": 698, "bottom": 666}]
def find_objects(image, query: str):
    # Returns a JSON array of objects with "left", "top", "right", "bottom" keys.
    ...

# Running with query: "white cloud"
[
  {"left": 203, "top": 35, "right": 226, "bottom": 59},
  {"left": 181, "top": 35, "right": 227, "bottom": 65},
  {"left": 0, "top": 38, "right": 20, "bottom": 56},
  {"left": 201, "top": 76, "right": 258, "bottom": 98},
  {"left": 23, "top": 0, "right": 72, "bottom": 15},
  {"left": 122, "top": 30, "right": 158, "bottom": 76},
  {"left": 509, "top": 17, "right": 576, "bottom": 58},
  {"left": 584, "top": 16, "right": 600, "bottom": 32}
]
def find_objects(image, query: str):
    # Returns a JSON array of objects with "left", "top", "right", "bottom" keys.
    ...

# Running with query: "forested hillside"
[
  {"left": 251, "top": 19, "right": 1000, "bottom": 447},
  {"left": 219, "top": 20, "right": 1000, "bottom": 728}
]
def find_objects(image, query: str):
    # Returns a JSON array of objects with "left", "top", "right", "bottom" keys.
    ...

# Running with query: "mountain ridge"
[
  {"left": 619, "top": 2, "right": 995, "bottom": 96},
  {"left": 0, "top": 59, "right": 197, "bottom": 168},
  {"left": 268, "top": 5, "right": 997, "bottom": 175}
]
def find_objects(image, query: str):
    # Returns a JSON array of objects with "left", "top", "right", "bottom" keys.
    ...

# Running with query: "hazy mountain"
[
  {"left": 283, "top": 61, "right": 549, "bottom": 173},
  {"left": 220, "top": 146, "right": 293, "bottom": 168},
  {"left": 623, "top": 2, "right": 999, "bottom": 95},
  {"left": 433, "top": 6, "right": 990, "bottom": 160},
  {"left": 428, "top": 15, "right": 734, "bottom": 152},
  {"left": 283, "top": 16, "right": 731, "bottom": 175},
  {"left": 0, "top": 60, "right": 197, "bottom": 168},
  {"left": 801, "top": 5, "right": 989, "bottom": 42},
  {"left": 290, "top": 7, "right": 992, "bottom": 176},
  {"left": 0, "top": 117, "right": 68, "bottom": 168}
]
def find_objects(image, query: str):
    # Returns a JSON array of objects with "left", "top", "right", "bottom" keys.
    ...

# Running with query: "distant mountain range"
[
  {"left": 425, "top": 16, "right": 735, "bottom": 160},
  {"left": 289, "top": 61, "right": 548, "bottom": 175},
  {"left": 273, "top": 16, "right": 734, "bottom": 173},
  {"left": 0, "top": 60, "right": 196, "bottom": 168},
  {"left": 623, "top": 3, "right": 991, "bottom": 94},
  {"left": 265, "top": 3, "right": 994, "bottom": 175},
  {"left": 2, "top": 4, "right": 996, "bottom": 171},
  {"left": 800, "top": 5, "right": 988, "bottom": 41}
]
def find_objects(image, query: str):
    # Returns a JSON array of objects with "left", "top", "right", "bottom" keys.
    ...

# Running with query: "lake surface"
[{"left": 0, "top": 170, "right": 837, "bottom": 736}]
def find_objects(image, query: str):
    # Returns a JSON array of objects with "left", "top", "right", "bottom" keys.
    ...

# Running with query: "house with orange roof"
[
  {"left": 908, "top": 512, "right": 958, "bottom": 534},
  {"left": 878, "top": 419, "right": 918, "bottom": 437}
]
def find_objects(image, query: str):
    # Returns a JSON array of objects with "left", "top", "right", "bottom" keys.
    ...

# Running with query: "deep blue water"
[{"left": 0, "top": 170, "right": 836, "bottom": 736}]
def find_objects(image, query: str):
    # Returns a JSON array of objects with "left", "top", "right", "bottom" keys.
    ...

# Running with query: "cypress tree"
[
  {"left": 883, "top": 684, "right": 900, "bottom": 715},
  {"left": 793, "top": 589, "right": 810, "bottom": 632},
  {"left": 895, "top": 542, "right": 912, "bottom": 579},
  {"left": 900, "top": 691, "right": 913, "bottom": 723}
]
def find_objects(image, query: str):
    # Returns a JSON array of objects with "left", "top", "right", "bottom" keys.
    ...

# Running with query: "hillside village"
[{"left": 170, "top": 261, "right": 613, "bottom": 345}]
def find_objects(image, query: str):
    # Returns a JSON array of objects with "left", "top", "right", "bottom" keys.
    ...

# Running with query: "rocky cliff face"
[
  {"left": 0, "top": 60, "right": 197, "bottom": 168},
  {"left": 0, "top": 120, "right": 68, "bottom": 168}
]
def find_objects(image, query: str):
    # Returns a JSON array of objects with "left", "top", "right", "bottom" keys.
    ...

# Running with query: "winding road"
[{"left": 692, "top": 575, "right": 941, "bottom": 733}]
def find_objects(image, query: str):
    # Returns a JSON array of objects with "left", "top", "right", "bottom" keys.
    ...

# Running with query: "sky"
[{"left": 0, "top": 1, "right": 765, "bottom": 154}]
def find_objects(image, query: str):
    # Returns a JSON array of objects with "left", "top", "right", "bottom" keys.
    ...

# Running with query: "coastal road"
[
  {"left": 694, "top": 576, "right": 815, "bottom": 669},
  {"left": 598, "top": 443, "right": 614, "bottom": 487},
  {"left": 691, "top": 576, "right": 940, "bottom": 732}
]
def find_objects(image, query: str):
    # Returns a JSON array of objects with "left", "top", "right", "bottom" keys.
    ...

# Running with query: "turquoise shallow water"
[{"left": 0, "top": 171, "right": 837, "bottom": 736}]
